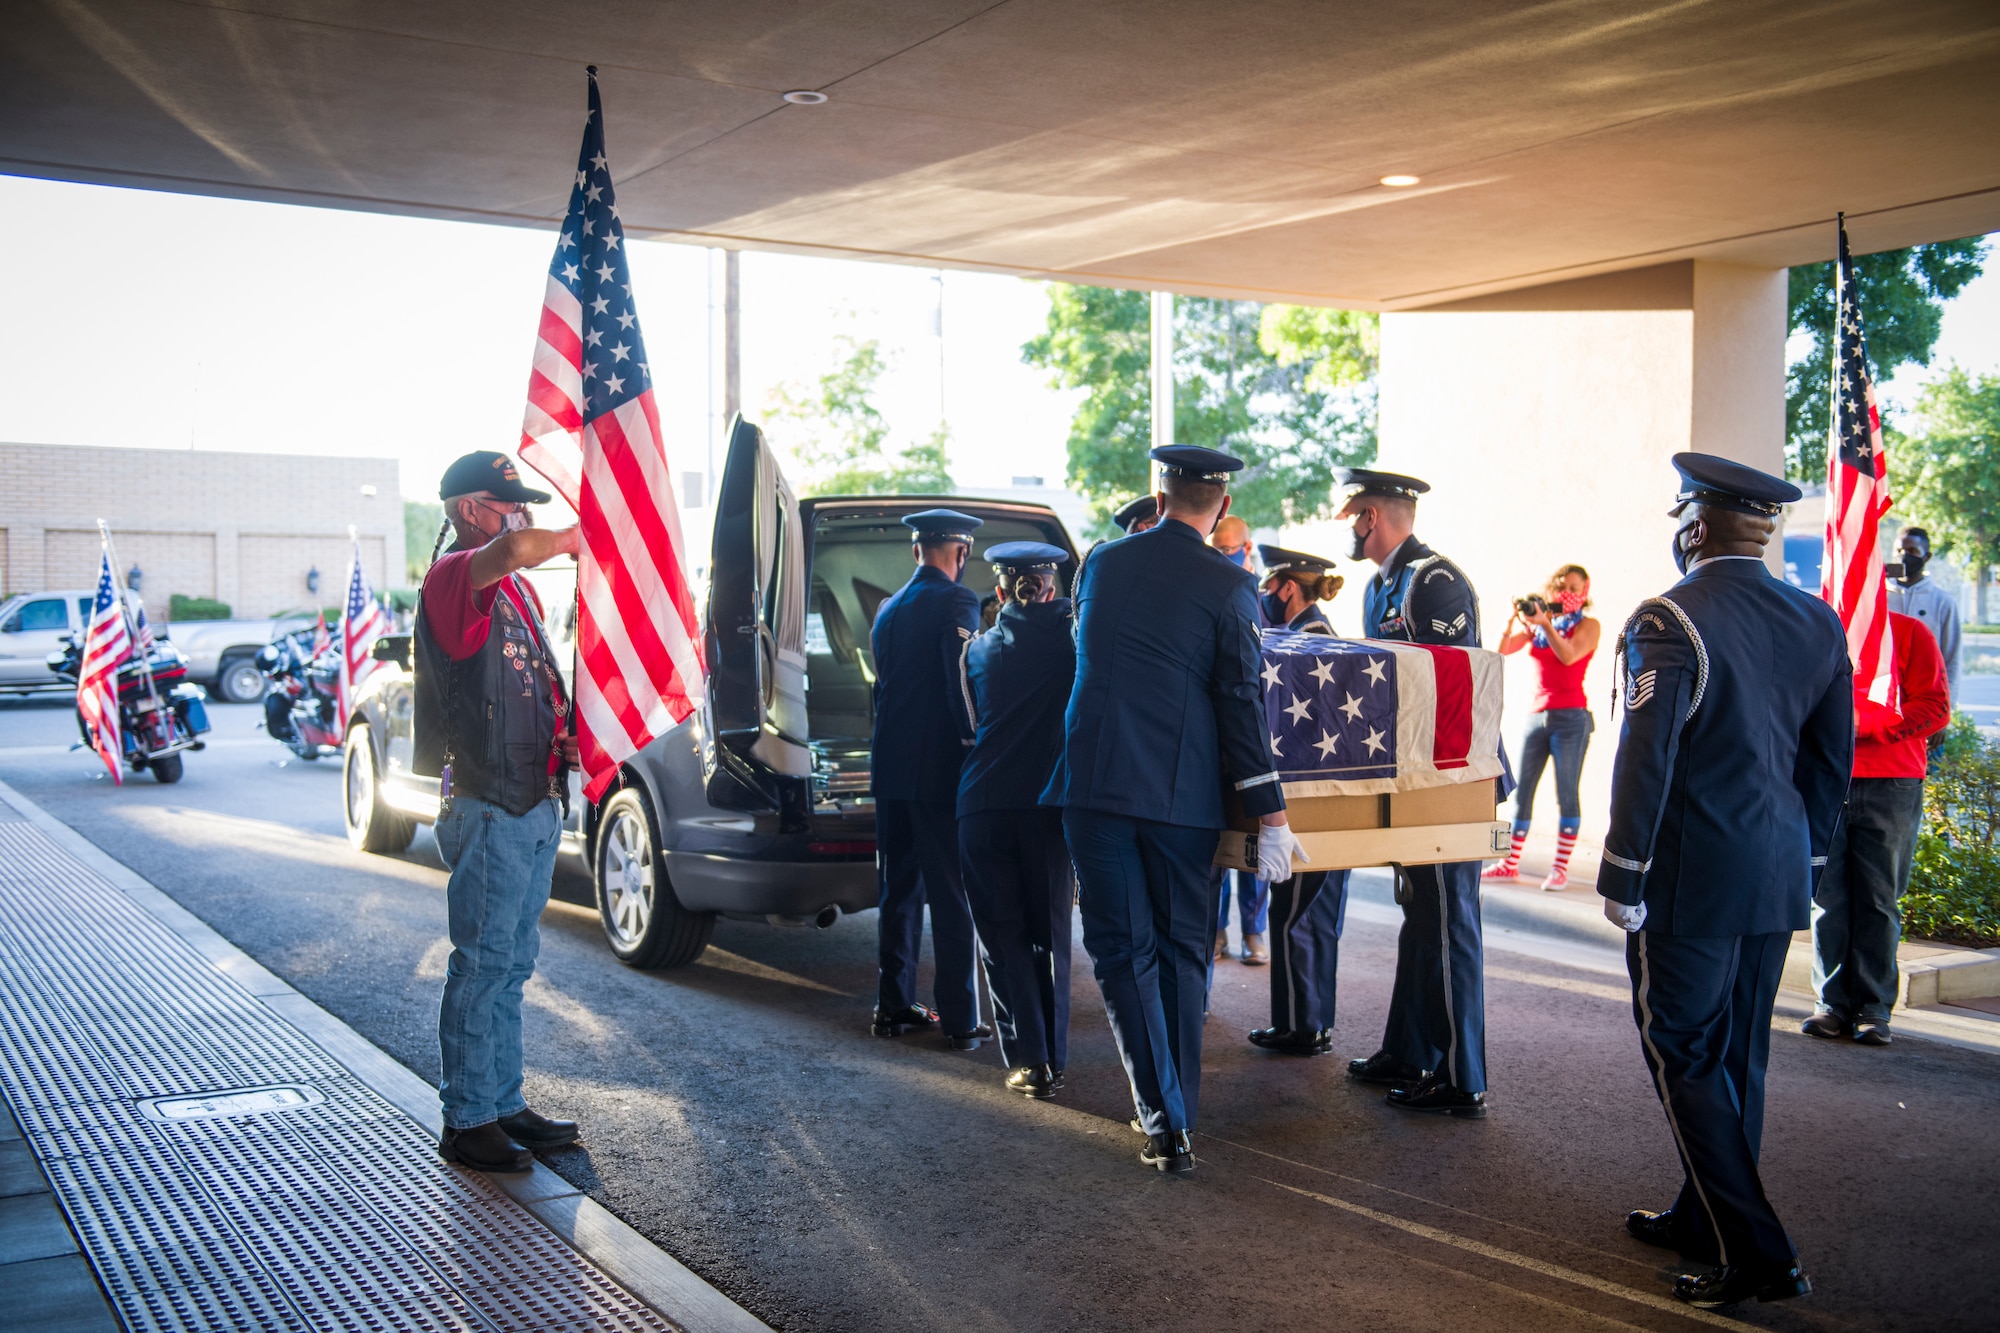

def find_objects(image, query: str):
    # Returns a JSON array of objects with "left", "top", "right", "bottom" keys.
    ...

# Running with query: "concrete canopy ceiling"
[{"left": 4, "top": 0, "right": 1997, "bottom": 309}]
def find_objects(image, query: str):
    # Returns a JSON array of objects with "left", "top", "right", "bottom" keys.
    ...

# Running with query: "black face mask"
[
  {"left": 1261, "top": 590, "right": 1292, "bottom": 625},
  {"left": 1346, "top": 516, "right": 1370, "bottom": 563},
  {"left": 1671, "top": 517, "right": 1703, "bottom": 575},
  {"left": 1899, "top": 551, "right": 1928, "bottom": 583}
]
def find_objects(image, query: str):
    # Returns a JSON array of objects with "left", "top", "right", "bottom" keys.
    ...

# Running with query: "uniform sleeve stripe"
[
  {"left": 1603, "top": 849, "right": 1651, "bottom": 873},
  {"left": 1235, "top": 772, "right": 1281, "bottom": 790},
  {"left": 1811, "top": 855, "right": 1828, "bottom": 867}
]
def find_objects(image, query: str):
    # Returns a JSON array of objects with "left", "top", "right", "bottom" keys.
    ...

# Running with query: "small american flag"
[
  {"left": 1821, "top": 216, "right": 1897, "bottom": 712},
  {"left": 518, "top": 69, "right": 703, "bottom": 801},
  {"left": 78, "top": 547, "right": 130, "bottom": 784},
  {"left": 338, "top": 540, "right": 390, "bottom": 733}
]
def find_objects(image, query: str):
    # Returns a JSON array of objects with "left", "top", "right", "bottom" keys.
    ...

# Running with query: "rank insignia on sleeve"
[{"left": 1625, "top": 669, "right": 1658, "bottom": 710}]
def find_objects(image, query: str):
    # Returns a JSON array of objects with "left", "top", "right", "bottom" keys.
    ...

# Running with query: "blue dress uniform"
[
  {"left": 871, "top": 510, "right": 986, "bottom": 1044},
  {"left": 956, "top": 542, "right": 1078, "bottom": 1096},
  {"left": 1602, "top": 455, "right": 1851, "bottom": 1303},
  {"left": 1335, "top": 468, "right": 1491, "bottom": 1114},
  {"left": 1043, "top": 447, "right": 1285, "bottom": 1165},
  {"left": 1247, "top": 547, "right": 1354, "bottom": 1053}
]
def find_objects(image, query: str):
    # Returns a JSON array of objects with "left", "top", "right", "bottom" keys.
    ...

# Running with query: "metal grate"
[{"left": 0, "top": 819, "right": 679, "bottom": 1333}]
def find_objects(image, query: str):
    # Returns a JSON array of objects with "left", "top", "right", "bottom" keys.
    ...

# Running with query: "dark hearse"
[{"left": 342, "top": 418, "right": 1077, "bottom": 968}]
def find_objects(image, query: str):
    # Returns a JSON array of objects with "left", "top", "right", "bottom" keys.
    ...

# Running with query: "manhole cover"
[{"left": 139, "top": 1085, "right": 326, "bottom": 1122}]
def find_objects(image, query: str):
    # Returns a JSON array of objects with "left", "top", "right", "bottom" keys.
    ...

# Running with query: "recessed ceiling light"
[
  {"left": 782, "top": 90, "right": 829, "bottom": 105},
  {"left": 1379, "top": 174, "right": 1421, "bottom": 187}
]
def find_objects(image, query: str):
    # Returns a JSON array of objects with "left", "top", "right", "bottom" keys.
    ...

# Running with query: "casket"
[{"left": 1215, "top": 632, "right": 1510, "bottom": 873}]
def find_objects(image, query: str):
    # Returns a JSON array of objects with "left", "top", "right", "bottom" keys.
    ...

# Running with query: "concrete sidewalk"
[{"left": 0, "top": 778, "right": 767, "bottom": 1333}]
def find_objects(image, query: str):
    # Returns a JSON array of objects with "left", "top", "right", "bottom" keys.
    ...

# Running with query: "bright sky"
[
  {"left": 0, "top": 174, "right": 1082, "bottom": 525},
  {"left": 0, "top": 171, "right": 1994, "bottom": 528}
]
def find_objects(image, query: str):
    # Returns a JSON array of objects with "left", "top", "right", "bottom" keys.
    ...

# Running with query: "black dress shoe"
[
  {"left": 1347, "top": 1050, "right": 1426, "bottom": 1087},
  {"left": 1049, "top": 1068, "right": 1067, "bottom": 1090},
  {"left": 1386, "top": 1071, "right": 1488, "bottom": 1118},
  {"left": 871, "top": 1004, "right": 939, "bottom": 1037},
  {"left": 1005, "top": 1064, "right": 1058, "bottom": 1099},
  {"left": 1626, "top": 1208, "right": 1679, "bottom": 1250},
  {"left": 1853, "top": 1018, "right": 1892, "bottom": 1046},
  {"left": 1249, "top": 1027, "right": 1332, "bottom": 1055},
  {"left": 1799, "top": 1008, "right": 1848, "bottom": 1040},
  {"left": 949, "top": 1023, "right": 994, "bottom": 1051},
  {"left": 1139, "top": 1130, "right": 1194, "bottom": 1173},
  {"left": 497, "top": 1107, "right": 580, "bottom": 1150},
  {"left": 1673, "top": 1264, "right": 1811, "bottom": 1308},
  {"left": 438, "top": 1123, "right": 532, "bottom": 1173}
]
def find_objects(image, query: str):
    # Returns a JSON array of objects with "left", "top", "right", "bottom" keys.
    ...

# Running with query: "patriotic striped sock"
[
  {"left": 1486, "top": 824, "right": 1528, "bottom": 876},
  {"left": 1544, "top": 824, "right": 1576, "bottom": 876}
]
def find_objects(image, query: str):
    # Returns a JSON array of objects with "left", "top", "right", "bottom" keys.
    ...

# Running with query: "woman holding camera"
[{"left": 1486, "top": 564, "right": 1599, "bottom": 890}]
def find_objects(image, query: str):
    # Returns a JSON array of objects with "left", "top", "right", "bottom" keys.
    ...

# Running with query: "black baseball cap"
[{"left": 439, "top": 450, "right": 552, "bottom": 504}]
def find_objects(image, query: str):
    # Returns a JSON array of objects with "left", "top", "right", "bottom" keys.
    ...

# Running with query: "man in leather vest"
[{"left": 416, "top": 450, "right": 582, "bottom": 1174}]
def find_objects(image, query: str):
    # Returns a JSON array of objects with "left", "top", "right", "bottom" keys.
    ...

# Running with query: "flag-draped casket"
[{"left": 1215, "top": 631, "right": 1509, "bottom": 872}]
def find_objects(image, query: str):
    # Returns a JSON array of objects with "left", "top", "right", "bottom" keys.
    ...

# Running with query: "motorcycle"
[
  {"left": 256, "top": 629, "right": 344, "bottom": 760},
  {"left": 46, "top": 634, "right": 212, "bottom": 784}
]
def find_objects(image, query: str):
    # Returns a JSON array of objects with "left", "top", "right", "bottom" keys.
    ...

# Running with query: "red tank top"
[{"left": 1529, "top": 636, "right": 1593, "bottom": 712}]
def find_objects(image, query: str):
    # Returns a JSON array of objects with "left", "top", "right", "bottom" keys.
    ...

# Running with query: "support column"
[
  {"left": 1150, "top": 290, "right": 1174, "bottom": 489},
  {"left": 1326, "top": 259, "right": 1790, "bottom": 845}
]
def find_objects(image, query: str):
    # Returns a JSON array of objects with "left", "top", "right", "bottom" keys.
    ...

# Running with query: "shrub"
[
  {"left": 167, "top": 594, "right": 232, "bottom": 621},
  {"left": 1904, "top": 715, "right": 2000, "bottom": 947}
]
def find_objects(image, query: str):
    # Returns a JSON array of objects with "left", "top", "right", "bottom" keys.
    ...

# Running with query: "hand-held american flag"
[
  {"left": 518, "top": 68, "right": 704, "bottom": 802},
  {"left": 338, "top": 533, "right": 390, "bottom": 733},
  {"left": 78, "top": 545, "right": 131, "bottom": 784},
  {"left": 1820, "top": 215, "right": 1898, "bottom": 712}
]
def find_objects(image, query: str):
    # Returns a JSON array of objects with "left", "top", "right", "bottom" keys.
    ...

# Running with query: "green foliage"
[
  {"left": 1021, "top": 285, "right": 1377, "bottom": 535},
  {"left": 1905, "top": 723, "right": 2000, "bottom": 946},
  {"left": 168, "top": 594, "right": 231, "bottom": 621},
  {"left": 1895, "top": 367, "right": 2000, "bottom": 576},
  {"left": 766, "top": 335, "right": 954, "bottom": 496},
  {"left": 1785, "top": 237, "right": 1986, "bottom": 479},
  {"left": 404, "top": 499, "right": 445, "bottom": 582}
]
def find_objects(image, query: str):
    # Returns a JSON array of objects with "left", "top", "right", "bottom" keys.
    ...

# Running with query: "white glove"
[
  {"left": 1256, "top": 821, "right": 1309, "bottom": 884},
  {"left": 1603, "top": 897, "right": 1648, "bottom": 933}
]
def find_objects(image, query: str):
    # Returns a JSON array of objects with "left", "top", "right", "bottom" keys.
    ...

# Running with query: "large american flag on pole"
[
  {"left": 338, "top": 537, "right": 390, "bottom": 733},
  {"left": 1258, "top": 633, "right": 1505, "bottom": 796},
  {"left": 1820, "top": 215, "right": 1897, "bottom": 712},
  {"left": 519, "top": 68, "right": 703, "bottom": 802},
  {"left": 78, "top": 546, "right": 130, "bottom": 784},
  {"left": 520, "top": 70, "right": 708, "bottom": 800}
]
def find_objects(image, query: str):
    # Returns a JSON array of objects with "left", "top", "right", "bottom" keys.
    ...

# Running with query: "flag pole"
[{"left": 97, "top": 519, "right": 158, "bottom": 705}]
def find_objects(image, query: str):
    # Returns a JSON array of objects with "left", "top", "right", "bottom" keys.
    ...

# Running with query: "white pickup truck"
[{"left": 0, "top": 590, "right": 311, "bottom": 702}]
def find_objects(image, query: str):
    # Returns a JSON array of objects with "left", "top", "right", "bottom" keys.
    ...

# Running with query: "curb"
[{"left": 0, "top": 777, "right": 770, "bottom": 1333}]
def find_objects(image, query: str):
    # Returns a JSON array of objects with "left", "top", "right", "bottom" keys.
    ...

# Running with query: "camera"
[{"left": 1513, "top": 594, "right": 1548, "bottom": 617}]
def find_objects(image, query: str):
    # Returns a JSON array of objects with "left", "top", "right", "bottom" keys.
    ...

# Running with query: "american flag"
[
  {"left": 78, "top": 547, "right": 130, "bottom": 784},
  {"left": 1821, "top": 216, "right": 1897, "bottom": 711},
  {"left": 1258, "top": 632, "right": 1505, "bottom": 795},
  {"left": 518, "top": 69, "right": 703, "bottom": 801},
  {"left": 338, "top": 540, "right": 390, "bottom": 733}
]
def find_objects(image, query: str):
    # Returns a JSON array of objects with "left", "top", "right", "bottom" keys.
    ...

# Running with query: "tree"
[
  {"left": 1786, "top": 236, "right": 1986, "bottom": 479},
  {"left": 1022, "top": 286, "right": 1376, "bottom": 535},
  {"left": 765, "top": 335, "right": 954, "bottom": 496},
  {"left": 404, "top": 498, "right": 444, "bottom": 583},
  {"left": 1897, "top": 366, "right": 2000, "bottom": 623}
]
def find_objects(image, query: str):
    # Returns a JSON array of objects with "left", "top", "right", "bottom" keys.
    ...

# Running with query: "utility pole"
[{"left": 1150, "top": 289, "right": 1174, "bottom": 491}]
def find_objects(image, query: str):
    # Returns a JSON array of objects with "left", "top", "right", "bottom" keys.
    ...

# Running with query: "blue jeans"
[
  {"left": 1214, "top": 868, "right": 1269, "bottom": 936},
  {"left": 435, "top": 795, "right": 561, "bottom": 1130},
  {"left": 1513, "top": 708, "right": 1593, "bottom": 823}
]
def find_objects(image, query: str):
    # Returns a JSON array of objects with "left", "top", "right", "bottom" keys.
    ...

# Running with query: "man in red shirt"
[
  {"left": 1804, "top": 610, "right": 1951, "bottom": 1047},
  {"left": 418, "top": 450, "right": 582, "bottom": 1172}
]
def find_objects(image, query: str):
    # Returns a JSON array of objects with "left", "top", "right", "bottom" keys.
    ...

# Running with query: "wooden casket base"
[{"left": 1214, "top": 780, "right": 1508, "bottom": 873}]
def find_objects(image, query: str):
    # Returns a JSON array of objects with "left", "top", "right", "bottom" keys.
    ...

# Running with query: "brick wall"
[{"left": 1, "top": 443, "right": 399, "bottom": 618}]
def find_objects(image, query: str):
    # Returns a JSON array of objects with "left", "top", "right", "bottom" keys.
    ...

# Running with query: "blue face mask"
[{"left": 1260, "top": 590, "right": 1291, "bottom": 625}]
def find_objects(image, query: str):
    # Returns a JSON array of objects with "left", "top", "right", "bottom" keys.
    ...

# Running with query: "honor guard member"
[
  {"left": 956, "top": 541, "right": 1079, "bottom": 1100},
  {"left": 1602, "top": 454, "right": 1851, "bottom": 1310},
  {"left": 1114, "top": 495, "right": 1161, "bottom": 535},
  {"left": 870, "top": 508, "right": 991, "bottom": 1050},
  {"left": 1334, "top": 467, "right": 1490, "bottom": 1117},
  {"left": 1044, "top": 446, "right": 1305, "bottom": 1173},
  {"left": 1246, "top": 546, "right": 1354, "bottom": 1056}
]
